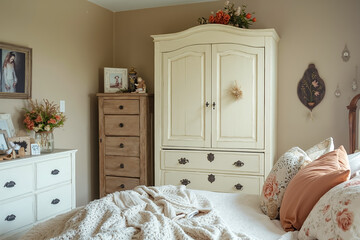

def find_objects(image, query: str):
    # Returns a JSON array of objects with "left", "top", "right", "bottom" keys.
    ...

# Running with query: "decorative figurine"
[
  {"left": 134, "top": 77, "right": 146, "bottom": 93},
  {"left": 128, "top": 67, "right": 138, "bottom": 92}
]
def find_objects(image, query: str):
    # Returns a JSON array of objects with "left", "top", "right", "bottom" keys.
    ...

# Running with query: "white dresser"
[
  {"left": 152, "top": 25, "right": 279, "bottom": 194},
  {"left": 0, "top": 149, "right": 77, "bottom": 239}
]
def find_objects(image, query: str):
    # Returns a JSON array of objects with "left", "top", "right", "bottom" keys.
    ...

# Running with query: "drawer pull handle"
[
  {"left": 119, "top": 143, "right": 124, "bottom": 148},
  {"left": 5, "top": 214, "right": 16, "bottom": 221},
  {"left": 119, "top": 123, "right": 124, "bottom": 128},
  {"left": 233, "top": 160, "right": 245, "bottom": 167},
  {"left": 208, "top": 174, "right": 215, "bottom": 183},
  {"left": 207, "top": 153, "right": 214, "bottom": 162},
  {"left": 205, "top": 102, "right": 210, "bottom": 107},
  {"left": 4, "top": 181, "right": 16, "bottom": 188},
  {"left": 120, "top": 163, "right": 124, "bottom": 168},
  {"left": 180, "top": 179, "right": 191, "bottom": 186},
  {"left": 178, "top": 158, "right": 189, "bottom": 165},
  {"left": 51, "top": 198, "right": 60, "bottom": 205},
  {"left": 120, "top": 184, "right": 125, "bottom": 188},
  {"left": 234, "top": 183, "right": 243, "bottom": 191},
  {"left": 212, "top": 102, "right": 216, "bottom": 110},
  {"left": 119, "top": 105, "right": 124, "bottom": 110},
  {"left": 51, "top": 169, "right": 60, "bottom": 175}
]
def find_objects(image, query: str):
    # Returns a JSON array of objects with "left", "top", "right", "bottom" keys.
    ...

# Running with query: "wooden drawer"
[
  {"left": 105, "top": 156, "right": 140, "bottom": 177},
  {"left": 36, "top": 157, "right": 71, "bottom": 189},
  {"left": 163, "top": 171, "right": 263, "bottom": 194},
  {"left": 0, "top": 165, "right": 33, "bottom": 201},
  {"left": 105, "top": 137, "right": 140, "bottom": 156},
  {"left": 161, "top": 150, "right": 264, "bottom": 175},
  {"left": 103, "top": 100, "right": 139, "bottom": 115},
  {"left": 36, "top": 184, "right": 72, "bottom": 221},
  {"left": 105, "top": 115, "right": 140, "bottom": 136},
  {"left": 105, "top": 176, "right": 140, "bottom": 193},
  {"left": 0, "top": 196, "right": 34, "bottom": 235}
]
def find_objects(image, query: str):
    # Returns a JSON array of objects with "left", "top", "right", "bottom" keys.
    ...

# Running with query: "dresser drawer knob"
[
  {"left": 51, "top": 169, "right": 60, "bottom": 175},
  {"left": 180, "top": 179, "right": 191, "bottom": 186},
  {"left": 207, "top": 153, "right": 214, "bottom": 162},
  {"left": 208, "top": 174, "right": 215, "bottom": 183},
  {"left": 234, "top": 183, "right": 243, "bottom": 191},
  {"left": 120, "top": 184, "right": 125, "bottom": 188},
  {"left": 233, "top": 160, "right": 245, "bottom": 167},
  {"left": 178, "top": 158, "right": 189, "bottom": 165},
  {"left": 51, "top": 198, "right": 60, "bottom": 205},
  {"left": 5, "top": 214, "right": 16, "bottom": 221},
  {"left": 119, "top": 123, "right": 124, "bottom": 128},
  {"left": 4, "top": 181, "right": 16, "bottom": 188},
  {"left": 119, "top": 143, "right": 124, "bottom": 148},
  {"left": 119, "top": 105, "right": 124, "bottom": 110},
  {"left": 120, "top": 163, "right": 124, "bottom": 168}
]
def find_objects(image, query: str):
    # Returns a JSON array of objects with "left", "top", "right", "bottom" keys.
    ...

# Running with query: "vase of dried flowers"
[{"left": 23, "top": 99, "right": 66, "bottom": 153}]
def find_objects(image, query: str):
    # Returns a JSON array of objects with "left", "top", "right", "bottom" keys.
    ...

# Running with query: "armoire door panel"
[
  {"left": 212, "top": 44, "right": 264, "bottom": 149},
  {"left": 162, "top": 45, "right": 211, "bottom": 148}
]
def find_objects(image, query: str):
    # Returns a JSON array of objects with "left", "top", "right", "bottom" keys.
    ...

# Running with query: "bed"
[{"left": 19, "top": 95, "right": 360, "bottom": 240}]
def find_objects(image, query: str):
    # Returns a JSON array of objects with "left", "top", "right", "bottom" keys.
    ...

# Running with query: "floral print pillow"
[
  {"left": 299, "top": 176, "right": 360, "bottom": 240},
  {"left": 260, "top": 147, "right": 311, "bottom": 219},
  {"left": 305, "top": 137, "right": 334, "bottom": 161}
]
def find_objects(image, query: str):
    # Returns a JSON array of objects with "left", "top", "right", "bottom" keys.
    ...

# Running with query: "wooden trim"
[
  {"left": 347, "top": 94, "right": 360, "bottom": 154},
  {"left": 98, "top": 97, "right": 105, "bottom": 197}
]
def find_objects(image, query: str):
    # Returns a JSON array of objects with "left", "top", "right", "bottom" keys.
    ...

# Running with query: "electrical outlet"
[{"left": 60, "top": 100, "right": 65, "bottom": 113}]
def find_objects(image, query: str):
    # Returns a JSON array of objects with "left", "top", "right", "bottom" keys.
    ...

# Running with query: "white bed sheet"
[{"left": 191, "top": 189, "right": 298, "bottom": 240}]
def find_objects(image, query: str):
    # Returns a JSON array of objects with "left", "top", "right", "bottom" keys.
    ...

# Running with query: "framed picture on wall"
[
  {"left": 104, "top": 67, "right": 128, "bottom": 93},
  {"left": 0, "top": 42, "right": 32, "bottom": 99}
]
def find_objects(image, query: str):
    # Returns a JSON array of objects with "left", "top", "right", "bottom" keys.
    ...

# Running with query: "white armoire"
[{"left": 152, "top": 24, "right": 279, "bottom": 194}]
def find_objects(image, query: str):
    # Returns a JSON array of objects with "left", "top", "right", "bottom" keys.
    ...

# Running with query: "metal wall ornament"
[
  {"left": 297, "top": 64, "right": 326, "bottom": 115},
  {"left": 342, "top": 45, "right": 350, "bottom": 62}
]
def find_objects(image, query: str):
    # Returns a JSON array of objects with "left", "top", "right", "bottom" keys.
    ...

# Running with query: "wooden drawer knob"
[
  {"left": 120, "top": 184, "right": 125, "bottom": 189},
  {"left": 120, "top": 163, "right": 124, "bottom": 168},
  {"left": 119, "top": 105, "right": 124, "bottom": 110},
  {"left": 119, "top": 123, "right": 124, "bottom": 128},
  {"left": 119, "top": 143, "right": 124, "bottom": 148}
]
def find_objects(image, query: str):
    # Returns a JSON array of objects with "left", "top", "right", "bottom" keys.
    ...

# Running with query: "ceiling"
[{"left": 88, "top": 0, "right": 217, "bottom": 12}]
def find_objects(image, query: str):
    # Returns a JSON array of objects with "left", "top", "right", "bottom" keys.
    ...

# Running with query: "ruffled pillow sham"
[{"left": 305, "top": 137, "right": 334, "bottom": 161}]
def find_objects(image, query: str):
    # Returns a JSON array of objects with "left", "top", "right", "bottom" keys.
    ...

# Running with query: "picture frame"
[
  {"left": 0, "top": 130, "right": 9, "bottom": 154},
  {"left": 0, "top": 42, "right": 32, "bottom": 99},
  {"left": 104, "top": 67, "right": 128, "bottom": 93},
  {"left": 31, "top": 143, "right": 41, "bottom": 155},
  {"left": 0, "top": 113, "right": 15, "bottom": 137},
  {"left": 8, "top": 136, "right": 31, "bottom": 156}
]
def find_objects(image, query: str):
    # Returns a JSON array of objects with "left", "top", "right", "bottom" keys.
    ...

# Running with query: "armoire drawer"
[
  {"left": 103, "top": 99, "right": 139, "bottom": 115},
  {"left": 161, "top": 150, "right": 264, "bottom": 175},
  {"left": 105, "top": 176, "right": 140, "bottom": 193},
  {"left": 36, "top": 157, "right": 71, "bottom": 189},
  {"left": 0, "top": 164, "right": 33, "bottom": 201},
  {"left": 105, "top": 137, "right": 140, "bottom": 156},
  {"left": 105, "top": 156, "right": 140, "bottom": 177},
  {"left": 163, "top": 171, "right": 263, "bottom": 194},
  {"left": 105, "top": 115, "right": 140, "bottom": 136},
  {"left": 36, "top": 184, "right": 72, "bottom": 221},
  {"left": 0, "top": 196, "right": 34, "bottom": 235}
]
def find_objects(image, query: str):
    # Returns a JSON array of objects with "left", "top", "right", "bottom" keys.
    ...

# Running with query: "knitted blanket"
[{"left": 22, "top": 185, "right": 251, "bottom": 240}]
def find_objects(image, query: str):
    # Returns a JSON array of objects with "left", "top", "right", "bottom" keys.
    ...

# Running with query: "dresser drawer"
[
  {"left": 161, "top": 150, "right": 264, "bottom": 175},
  {"left": 105, "top": 137, "right": 140, "bottom": 156},
  {"left": 36, "top": 184, "right": 72, "bottom": 221},
  {"left": 105, "top": 115, "right": 140, "bottom": 136},
  {"left": 105, "top": 156, "right": 140, "bottom": 177},
  {"left": 36, "top": 157, "right": 71, "bottom": 189},
  {"left": 105, "top": 176, "right": 140, "bottom": 193},
  {"left": 103, "top": 100, "right": 139, "bottom": 115},
  {"left": 163, "top": 171, "right": 263, "bottom": 194},
  {"left": 0, "top": 165, "right": 33, "bottom": 201},
  {"left": 0, "top": 196, "right": 34, "bottom": 235}
]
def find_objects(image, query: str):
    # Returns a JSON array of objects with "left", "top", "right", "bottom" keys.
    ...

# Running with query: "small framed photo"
[
  {"left": 0, "top": 42, "right": 32, "bottom": 99},
  {"left": 0, "top": 130, "right": 9, "bottom": 154},
  {"left": 0, "top": 113, "right": 15, "bottom": 137},
  {"left": 104, "top": 67, "right": 128, "bottom": 93},
  {"left": 8, "top": 136, "right": 31, "bottom": 156},
  {"left": 31, "top": 143, "right": 41, "bottom": 155}
]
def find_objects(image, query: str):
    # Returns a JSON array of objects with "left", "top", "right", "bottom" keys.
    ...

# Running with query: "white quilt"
[{"left": 22, "top": 185, "right": 252, "bottom": 240}]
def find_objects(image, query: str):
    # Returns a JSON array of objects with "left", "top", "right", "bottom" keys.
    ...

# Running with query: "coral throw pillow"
[
  {"left": 280, "top": 146, "right": 350, "bottom": 231},
  {"left": 260, "top": 147, "right": 311, "bottom": 219},
  {"left": 298, "top": 175, "right": 360, "bottom": 240}
]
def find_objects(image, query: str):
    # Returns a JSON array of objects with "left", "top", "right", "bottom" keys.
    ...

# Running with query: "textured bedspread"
[{"left": 22, "top": 185, "right": 252, "bottom": 240}]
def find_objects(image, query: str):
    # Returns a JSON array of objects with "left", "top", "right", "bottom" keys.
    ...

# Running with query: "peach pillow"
[{"left": 280, "top": 146, "right": 350, "bottom": 231}]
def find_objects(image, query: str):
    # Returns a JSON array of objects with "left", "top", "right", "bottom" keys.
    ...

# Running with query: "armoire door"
[
  {"left": 162, "top": 45, "right": 212, "bottom": 148},
  {"left": 212, "top": 44, "right": 264, "bottom": 149}
]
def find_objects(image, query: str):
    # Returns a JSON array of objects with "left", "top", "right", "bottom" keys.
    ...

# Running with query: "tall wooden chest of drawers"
[{"left": 97, "top": 93, "right": 153, "bottom": 197}]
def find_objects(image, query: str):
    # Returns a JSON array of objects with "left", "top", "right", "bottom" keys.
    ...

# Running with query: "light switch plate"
[{"left": 60, "top": 100, "right": 65, "bottom": 113}]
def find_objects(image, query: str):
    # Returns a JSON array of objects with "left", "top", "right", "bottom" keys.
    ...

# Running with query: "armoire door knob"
[{"left": 212, "top": 102, "right": 216, "bottom": 109}]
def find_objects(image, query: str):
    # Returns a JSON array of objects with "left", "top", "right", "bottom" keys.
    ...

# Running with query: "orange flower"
[
  {"left": 246, "top": 13, "right": 252, "bottom": 19},
  {"left": 252, "top": 17, "right": 256, "bottom": 22},
  {"left": 262, "top": 174, "right": 279, "bottom": 199},
  {"left": 48, "top": 118, "right": 56, "bottom": 124},
  {"left": 55, "top": 115, "right": 61, "bottom": 121},
  {"left": 27, "top": 121, "right": 34, "bottom": 130},
  {"left": 224, "top": 14, "right": 230, "bottom": 24},
  {"left": 35, "top": 115, "right": 42, "bottom": 123},
  {"left": 336, "top": 208, "right": 353, "bottom": 231}
]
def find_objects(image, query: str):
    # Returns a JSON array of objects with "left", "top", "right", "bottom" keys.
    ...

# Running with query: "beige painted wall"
[
  {"left": 0, "top": 0, "right": 113, "bottom": 205},
  {"left": 114, "top": 0, "right": 360, "bottom": 156}
]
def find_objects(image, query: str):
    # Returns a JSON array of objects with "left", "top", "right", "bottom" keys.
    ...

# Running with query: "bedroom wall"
[
  {"left": 114, "top": 0, "right": 360, "bottom": 156},
  {"left": 0, "top": 0, "right": 113, "bottom": 205}
]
